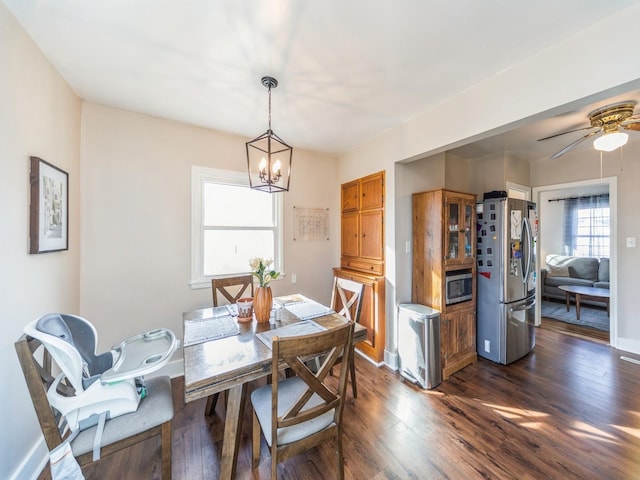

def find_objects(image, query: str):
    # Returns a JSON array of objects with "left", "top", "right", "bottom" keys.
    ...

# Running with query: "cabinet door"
[
  {"left": 360, "top": 210, "right": 384, "bottom": 260},
  {"left": 461, "top": 199, "right": 475, "bottom": 261},
  {"left": 441, "top": 311, "right": 456, "bottom": 361},
  {"left": 341, "top": 181, "right": 359, "bottom": 212},
  {"left": 441, "top": 307, "right": 476, "bottom": 379},
  {"left": 445, "top": 201, "right": 461, "bottom": 261},
  {"left": 360, "top": 172, "right": 384, "bottom": 210},
  {"left": 445, "top": 194, "right": 476, "bottom": 267},
  {"left": 341, "top": 212, "right": 359, "bottom": 257},
  {"left": 456, "top": 308, "right": 476, "bottom": 357}
]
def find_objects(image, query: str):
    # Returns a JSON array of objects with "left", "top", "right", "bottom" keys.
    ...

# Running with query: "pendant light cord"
[{"left": 268, "top": 84, "right": 272, "bottom": 132}]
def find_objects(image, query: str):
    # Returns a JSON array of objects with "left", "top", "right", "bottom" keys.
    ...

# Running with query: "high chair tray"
[{"left": 102, "top": 328, "right": 176, "bottom": 383}]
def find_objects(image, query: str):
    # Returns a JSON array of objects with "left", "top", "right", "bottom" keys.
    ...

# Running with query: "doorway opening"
[{"left": 532, "top": 178, "right": 617, "bottom": 346}]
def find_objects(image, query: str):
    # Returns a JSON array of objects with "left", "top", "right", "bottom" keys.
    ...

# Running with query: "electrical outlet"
[
  {"left": 484, "top": 340, "right": 490, "bottom": 353},
  {"left": 291, "top": 274, "right": 297, "bottom": 284}
]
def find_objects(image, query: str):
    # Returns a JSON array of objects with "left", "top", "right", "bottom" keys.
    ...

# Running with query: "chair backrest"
[
  {"left": 330, "top": 277, "right": 364, "bottom": 323},
  {"left": 24, "top": 313, "right": 113, "bottom": 392},
  {"left": 271, "top": 322, "right": 354, "bottom": 439},
  {"left": 211, "top": 275, "right": 254, "bottom": 306},
  {"left": 15, "top": 334, "right": 72, "bottom": 452}
]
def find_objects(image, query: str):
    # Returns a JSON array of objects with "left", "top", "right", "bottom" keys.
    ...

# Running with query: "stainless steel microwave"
[{"left": 445, "top": 271, "right": 473, "bottom": 305}]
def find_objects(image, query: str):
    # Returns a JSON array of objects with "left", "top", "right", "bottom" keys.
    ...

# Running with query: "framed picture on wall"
[{"left": 29, "top": 156, "right": 69, "bottom": 254}]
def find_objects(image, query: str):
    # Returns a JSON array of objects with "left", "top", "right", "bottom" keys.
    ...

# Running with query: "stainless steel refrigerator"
[{"left": 476, "top": 196, "right": 537, "bottom": 364}]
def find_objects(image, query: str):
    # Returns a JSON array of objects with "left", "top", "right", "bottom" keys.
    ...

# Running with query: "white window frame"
[{"left": 190, "top": 166, "right": 284, "bottom": 289}]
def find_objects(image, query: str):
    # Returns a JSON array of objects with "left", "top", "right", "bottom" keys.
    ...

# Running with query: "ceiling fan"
[{"left": 539, "top": 101, "right": 640, "bottom": 159}]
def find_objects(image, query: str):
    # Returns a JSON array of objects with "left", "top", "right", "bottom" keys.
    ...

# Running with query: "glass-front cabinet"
[
  {"left": 412, "top": 188, "right": 478, "bottom": 380},
  {"left": 445, "top": 193, "right": 476, "bottom": 267}
]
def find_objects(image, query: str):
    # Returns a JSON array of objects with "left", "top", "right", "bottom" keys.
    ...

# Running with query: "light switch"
[
  {"left": 405, "top": 241, "right": 411, "bottom": 254},
  {"left": 291, "top": 274, "right": 297, "bottom": 283},
  {"left": 627, "top": 237, "right": 636, "bottom": 248}
]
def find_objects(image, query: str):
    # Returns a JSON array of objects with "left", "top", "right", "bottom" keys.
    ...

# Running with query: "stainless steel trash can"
[{"left": 397, "top": 304, "right": 442, "bottom": 389}]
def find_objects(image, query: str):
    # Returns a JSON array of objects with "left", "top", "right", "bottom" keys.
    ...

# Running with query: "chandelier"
[{"left": 246, "top": 76, "right": 292, "bottom": 193}]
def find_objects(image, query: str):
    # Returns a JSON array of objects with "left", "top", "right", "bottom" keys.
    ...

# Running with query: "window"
[
  {"left": 191, "top": 167, "right": 283, "bottom": 288},
  {"left": 563, "top": 194, "right": 610, "bottom": 258}
]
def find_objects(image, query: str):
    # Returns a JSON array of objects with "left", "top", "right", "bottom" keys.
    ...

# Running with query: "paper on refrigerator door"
[{"left": 510, "top": 210, "right": 522, "bottom": 240}]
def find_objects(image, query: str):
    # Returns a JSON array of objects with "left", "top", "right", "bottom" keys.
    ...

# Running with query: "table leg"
[
  {"left": 219, "top": 383, "right": 247, "bottom": 480},
  {"left": 565, "top": 291, "right": 570, "bottom": 312},
  {"left": 575, "top": 294, "right": 581, "bottom": 320}
]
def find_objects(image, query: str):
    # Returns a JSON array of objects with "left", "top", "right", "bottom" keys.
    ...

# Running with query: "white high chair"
[{"left": 24, "top": 313, "right": 177, "bottom": 433}]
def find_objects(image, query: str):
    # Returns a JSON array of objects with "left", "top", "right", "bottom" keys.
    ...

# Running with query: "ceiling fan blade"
[
  {"left": 549, "top": 130, "right": 600, "bottom": 160},
  {"left": 538, "top": 125, "right": 596, "bottom": 142},
  {"left": 622, "top": 121, "right": 640, "bottom": 131}
]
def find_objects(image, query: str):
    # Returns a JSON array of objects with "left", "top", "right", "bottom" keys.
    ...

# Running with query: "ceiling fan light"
[{"left": 593, "top": 131, "right": 628, "bottom": 152}]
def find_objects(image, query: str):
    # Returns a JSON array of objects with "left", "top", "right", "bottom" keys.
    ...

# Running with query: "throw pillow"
[
  {"left": 548, "top": 265, "right": 570, "bottom": 277},
  {"left": 598, "top": 258, "right": 610, "bottom": 282}
]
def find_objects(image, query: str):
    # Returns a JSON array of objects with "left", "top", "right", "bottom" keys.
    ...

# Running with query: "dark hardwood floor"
[
  {"left": 38, "top": 327, "right": 640, "bottom": 479},
  {"left": 541, "top": 315, "right": 610, "bottom": 344}
]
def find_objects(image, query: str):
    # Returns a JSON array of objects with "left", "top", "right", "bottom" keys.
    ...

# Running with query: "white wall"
[
  {"left": 394, "top": 154, "right": 446, "bottom": 307},
  {"left": 80, "top": 103, "right": 340, "bottom": 352},
  {"left": 0, "top": 4, "right": 82, "bottom": 479}
]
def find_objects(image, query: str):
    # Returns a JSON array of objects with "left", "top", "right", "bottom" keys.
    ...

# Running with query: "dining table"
[{"left": 182, "top": 294, "right": 367, "bottom": 480}]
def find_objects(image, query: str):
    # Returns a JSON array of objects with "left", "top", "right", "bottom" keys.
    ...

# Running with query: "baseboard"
[
  {"left": 9, "top": 436, "right": 48, "bottom": 480},
  {"left": 616, "top": 337, "right": 640, "bottom": 356},
  {"left": 354, "top": 348, "right": 385, "bottom": 367},
  {"left": 384, "top": 349, "right": 398, "bottom": 370}
]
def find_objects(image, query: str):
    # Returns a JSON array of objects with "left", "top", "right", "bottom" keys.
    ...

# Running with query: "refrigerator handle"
[
  {"left": 522, "top": 217, "right": 533, "bottom": 284},
  {"left": 510, "top": 297, "right": 536, "bottom": 312}
]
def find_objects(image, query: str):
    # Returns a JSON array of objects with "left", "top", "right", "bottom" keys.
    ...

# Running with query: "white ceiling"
[{"left": 4, "top": 0, "right": 640, "bottom": 158}]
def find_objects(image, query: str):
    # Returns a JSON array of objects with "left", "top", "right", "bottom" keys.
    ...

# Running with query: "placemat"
[
  {"left": 184, "top": 314, "right": 239, "bottom": 347},
  {"left": 282, "top": 295, "right": 334, "bottom": 320},
  {"left": 256, "top": 320, "right": 327, "bottom": 349}
]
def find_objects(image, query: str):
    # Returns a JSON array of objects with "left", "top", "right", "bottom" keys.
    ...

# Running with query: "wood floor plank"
[{"left": 36, "top": 327, "right": 640, "bottom": 479}]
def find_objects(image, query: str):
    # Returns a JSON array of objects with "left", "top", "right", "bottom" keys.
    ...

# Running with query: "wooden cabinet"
[
  {"left": 340, "top": 171, "right": 384, "bottom": 276},
  {"left": 333, "top": 267, "right": 385, "bottom": 363},
  {"left": 412, "top": 189, "right": 477, "bottom": 380},
  {"left": 440, "top": 304, "right": 476, "bottom": 379},
  {"left": 337, "top": 170, "right": 386, "bottom": 364}
]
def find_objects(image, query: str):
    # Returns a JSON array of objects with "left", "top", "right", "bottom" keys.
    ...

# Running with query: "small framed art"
[{"left": 29, "top": 156, "right": 69, "bottom": 253}]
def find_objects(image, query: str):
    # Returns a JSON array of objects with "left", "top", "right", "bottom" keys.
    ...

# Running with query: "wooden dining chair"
[
  {"left": 211, "top": 274, "right": 254, "bottom": 307},
  {"left": 206, "top": 274, "right": 255, "bottom": 416},
  {"left": 250, "top": 322, "right": 354, "bottom": 480},
  {"left": 15, "top": 334, "right": 174, "bottom": 479},
  {"left": 330, "top": 276, "right": 364, "bottom": 397}
]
